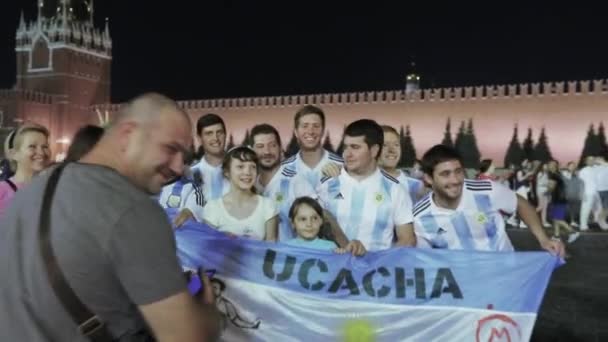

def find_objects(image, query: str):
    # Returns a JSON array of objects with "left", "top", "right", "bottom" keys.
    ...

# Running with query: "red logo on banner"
[{"left": 476, "top": 314, "right": 522, "bottom": 342}]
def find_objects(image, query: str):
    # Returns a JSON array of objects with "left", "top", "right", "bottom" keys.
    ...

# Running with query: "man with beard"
[
  {"left": 317, "top": 119, "right": 416, "bottom": 251},
  {"left": 413, "top": 144, "right": 564, "bottom": 256},
  {"left": 172, "top": 113, "right": 230, "bottom": 227},
  {"left": 250, "top": 124, "right": 318, "bottom": 241},
  {"left": 282, "top": 105, "right": 343, "bottom": 189}
]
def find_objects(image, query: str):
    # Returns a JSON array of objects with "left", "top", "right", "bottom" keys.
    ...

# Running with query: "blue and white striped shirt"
[
  {"left": 282, "top": 149, "right": 343, "bottom": 190},
  {"left": 256, "top": 165, "right": 317, "bottom": 242},
  {"left": 317, "top": 168, "right": 413, "bottom": 251},
  {"left": 413, "top": 179, "right": 517, "bottom": 251}
]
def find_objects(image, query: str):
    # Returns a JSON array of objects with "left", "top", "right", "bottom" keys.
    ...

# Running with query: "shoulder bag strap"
[
  {"left": 39, "top": 163, "right": 114, "bottom": 341},
  {"left": 5, "top": 179, "right": 17, "bottom": 192}
]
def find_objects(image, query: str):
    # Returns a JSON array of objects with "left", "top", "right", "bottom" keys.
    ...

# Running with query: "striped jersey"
[
  {"left": 190, "top": 156, "right": 230, "bottom": 201},
  {"left": 256, "top": 165, "right": 317, "bottom": 242},
  {"left": 395, "top": 170, "right": 425, "bottom": 205},
  {"left": 413, "top": 179, "right": 517, "bottom": 251},
  {"left": 317, "top": 168, "right": 413, "bottom": 251},
  {"left": 282, "top": 149, "right": 343, "bottom": 190},
  {"left": 158, "top": 177, "right": 204, "bottom": 218}
]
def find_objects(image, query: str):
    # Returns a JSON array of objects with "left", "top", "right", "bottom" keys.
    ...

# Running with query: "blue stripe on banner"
[
  {"left": 450, "top": 213, "right": 476, "bottom": 250},
  {"left": 278, "top": 178, "right": 294, "bottom": 241},
  {"left": 347, "top": 187, "right": 366, "bottom": 240},
  {"left": 473, "top": 194, "right": 498, "bottom": 250},
  {"left": 173, "top": 221, "right": 563, "bottom": 313},
  {"left": 371, "top": 178, "right": 392, "bottom": 247}
]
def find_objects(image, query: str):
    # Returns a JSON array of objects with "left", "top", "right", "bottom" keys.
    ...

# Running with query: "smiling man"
[
  {"left": 172, "top": 113, "right": 231, "bottom": 226},
  {"left": 317, "top": 119, "right": 416, "bottom": 251},
  {"left": 413, "top": 144, "right": 564, "bottom": 257},
  {"left": 250, "top": 123, "right": 318, "bottom": 241},
  {"left": 282, "top": 105, "right": 343, "bottom": 189}
]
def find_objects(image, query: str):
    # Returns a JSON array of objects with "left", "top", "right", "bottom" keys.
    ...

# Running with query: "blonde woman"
[{"left": 0, "top": 124, "right": 51, "bottom": 217}]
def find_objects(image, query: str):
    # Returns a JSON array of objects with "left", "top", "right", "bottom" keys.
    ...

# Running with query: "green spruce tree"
[
  {"left": 226, "top": 134, "right": 235, "bottom": 150},
  {"left": 284, "top": 132, "right": 300, "bottom": 158},
  {"left": 401, "top": 125, "right": 417, "bottom": 167},
  {"left": 322, "top": 134, "right": 335, "bottom": 153},
  {"left": 441, "top": 117, "right": 454, "bottom": 147},
  {"left": 533, "top": 127, "right": 553, "bottom": 162},
  {"left": 522, "top": 128, "right": 535, "bottom": 161},
  {"left": 503, "top": 125, "right": 524, "bottom": 167}
]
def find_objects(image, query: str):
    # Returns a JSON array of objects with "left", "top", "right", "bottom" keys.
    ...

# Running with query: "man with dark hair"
[
  {"left": 250, "top": 123, "right": 317, "bottom": 241},
  {"left": 413, "top": 144, "right": 564, "bottom": 256},
  {"left": 317, "top": 119, "right": 416, "bottom": 251},
  {"left": 282, "top": 105, "right": 343, "bottom": 188},
  {"left": 171, "top": 113, "right": 230, "bottom": 227}
]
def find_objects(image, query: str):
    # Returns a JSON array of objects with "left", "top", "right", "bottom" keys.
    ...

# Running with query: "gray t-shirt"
[{"left": 0, "top": 163, "right": 186, "bottom": 341}]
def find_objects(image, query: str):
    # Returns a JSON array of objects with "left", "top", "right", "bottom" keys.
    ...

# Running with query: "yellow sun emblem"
[
  {"left": 476, "top": 212, "right": 488, "bottom": 224},
  {"left": 374, "top": 192, "right": 384, "bottom": 204},
  {"left": 275, "top": 193, "right": 284, "bottom": 203}
]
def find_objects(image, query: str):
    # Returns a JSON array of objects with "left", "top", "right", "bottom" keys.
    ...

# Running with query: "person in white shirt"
[
  {"left": 250, "top": 123, "right": 318, "bottom": 241},
  {"left": 317, "top": 119, "right": 416, "bottom": 251},
  {"left": 595, "top": 155, "right": 608, "bottom": 230},
  {"left": 379, "top": 125, "right": 427, "bottom": 205},
  {"left": 578, "top": 156, "right": 598, "bottom": 230},
  {"left": 412, "top": 144, "right": 564, "bottom": 256},
  {"left": 173, "top": 113, "right": 230, "bottom": 226},
  {"left": 202, "top": 146, "right": 278, "bottom": 241},
  {"left": 158, "top": 167, "right": 205, "bottom": 224},
  {"left": 281, "top": 105, "right": 343, "bottom": 189}
]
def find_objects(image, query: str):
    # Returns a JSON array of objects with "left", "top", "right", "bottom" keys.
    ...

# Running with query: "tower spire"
[
  {"left": 37, "top": 0, "right": 43, "bottom": 28},
  {"left": 19, "top": 10, "right": 26, "bottom": 29},
  {"left": 89, "top": 0, "right": 95, "bottom": 26}
]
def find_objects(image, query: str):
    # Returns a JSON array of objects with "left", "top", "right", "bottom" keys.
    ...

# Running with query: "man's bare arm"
[{"left": 139, "top": 291, "right": 219, "bottom": 342}]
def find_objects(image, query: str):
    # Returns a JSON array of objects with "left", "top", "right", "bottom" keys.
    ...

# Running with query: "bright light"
[{"left": 57, "top": 137, "right": 71, "bottom": 145}]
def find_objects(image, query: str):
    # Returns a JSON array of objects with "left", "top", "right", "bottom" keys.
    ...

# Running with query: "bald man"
[{"left": 0, "top": 93, "right": 219, "bottom": 341}]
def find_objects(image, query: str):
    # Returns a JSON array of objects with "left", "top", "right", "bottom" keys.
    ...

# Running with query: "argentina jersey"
[
  {"left": 413, "top": 179, "right": 518, "bottom": 251},
  {"left": 395, "top": 171, "right": 425, "bottom": 205},
  {"left": 281, "top": 149, "right": 343, "bottom": 190},
  {"left": 158, "top": 177, "right": 203, "bottom": 217},
  {"left": 317, "top": 168, "right": 413, "bottom": 251},
  {"left": 190, "top": 156, "right": 230, "bottom": 201},
  {"left": 256, "top": 165, "right": 317, "bottom": 242}
]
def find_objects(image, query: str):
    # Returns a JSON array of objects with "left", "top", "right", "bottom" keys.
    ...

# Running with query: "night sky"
[{"left": 2, "top": 1, "right": 607, "bottom": 103}]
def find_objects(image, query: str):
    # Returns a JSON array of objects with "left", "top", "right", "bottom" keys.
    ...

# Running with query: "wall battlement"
[
  {"left": 0, "top": 89, "right": 55, "bottom": 104},
  {"left": 91, "top": 79, "right": 608, "bottom": 113}
]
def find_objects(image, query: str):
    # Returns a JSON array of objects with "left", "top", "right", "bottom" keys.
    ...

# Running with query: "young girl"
[
  {"left": 0, "top": 123, "right": 51, "bottom": 217},
  {"left": 202, "top": 146, "right": 278, "bottom": 241},
  {"left": 285, "top": 196, "right": 345, "bottom": 252}
]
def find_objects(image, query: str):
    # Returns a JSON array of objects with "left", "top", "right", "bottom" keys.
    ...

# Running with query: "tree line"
[{"left": 225, "top": 119, "right": 608, "bottom": 168}]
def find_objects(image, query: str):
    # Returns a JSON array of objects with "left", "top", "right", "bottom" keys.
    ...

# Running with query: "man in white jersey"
[
  {"left": 158, "top": 167, "right": 205, "bottom": 221},
  {"left": 594, "top": 155, "right": 608, "bottom": 230},
  {"left": 413, "top": 144, "right": 564, "bottom": 256},
  {"left": 250, "top": 124, "right": 318, "bottom": 241},
  {"left": 578, "top": 156, "right": 599, "bottom": 230},
  {"left": 282, "top": 105, "right": 344, "bottom": 189},
  {"left": 379, "top": 125, "right": 427, "bottom": 205},
  {"left": 317, "top": 119, "right": 416, "bottom": 251},
  {"left": 173, "top": 113, "right": 230, "bottom": 226}
]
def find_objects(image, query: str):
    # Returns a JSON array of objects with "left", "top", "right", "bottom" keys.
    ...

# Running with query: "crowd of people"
[{"left": 2, "top": 91, "right": 603, "bottom": 340}]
